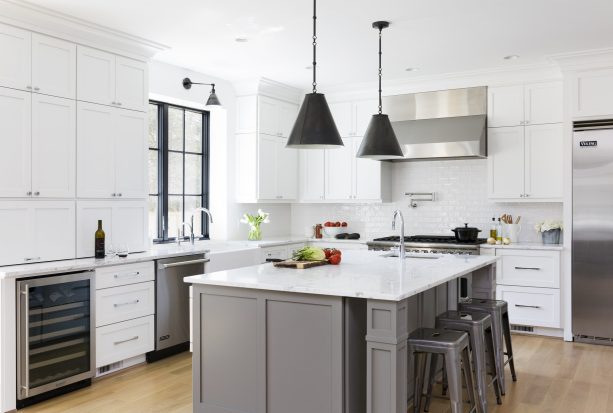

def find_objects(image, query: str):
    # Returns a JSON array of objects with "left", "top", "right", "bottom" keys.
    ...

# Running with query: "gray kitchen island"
[{"left": 185, "top": 250, "right": 498, "bottom": 413}]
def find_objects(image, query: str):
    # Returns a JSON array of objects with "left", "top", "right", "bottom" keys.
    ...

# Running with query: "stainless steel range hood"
[{"left": 382, "top": 86, "right": 487, "bottom": 160}]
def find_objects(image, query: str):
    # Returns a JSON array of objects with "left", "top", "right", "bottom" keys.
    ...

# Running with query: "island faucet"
[
  {"left": 392, "top": 210, "right": 406, "bottom": 260},
  {"left": 178, "top": 222, "right": 193, "bottom": 245}
]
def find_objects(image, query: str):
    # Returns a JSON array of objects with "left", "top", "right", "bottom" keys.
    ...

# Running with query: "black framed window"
[{"left": 148, "top": 101, "right": 210, "bottom": 242}]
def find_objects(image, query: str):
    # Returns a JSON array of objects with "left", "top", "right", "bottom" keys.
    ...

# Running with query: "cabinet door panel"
[
  {"left": 77, "top": 102, "right": 115, "bottom": 198},
  {"left": 299, "top": 149, "right": 325, "bottom": 201},
  {"left": 525, "top": 124, "right": 563, "bottom": 199},
  {"left": 0, "top": 23, "right": 31, "bottom": 90},
  {"left": 325, "top": 138, "right": 353, "bottom": 200},
  {"left": 0, "top": 202, "right": 31, "bottom": 265},
  {"left": 525, "top": 82, "right": 563, "bottom": 125},
  {"left": 278, "top": 101, "right": 298, "bottom": 138},
  {"left": 354, "top": 99, "right": 377, "bottom": 137},
  {"left": 0, "top": 88, "right": 31, "bottom": 197},
  {"left": 573, "top": 69, "right": 613, "bottom": 118},
  {"left": 113, "top": 201, "right": 148, "bottom": 253},
  {"left": 32, "top": 201, "right": 76, "bottom": 262},
  {"left": 114, "top": 109, "right": 147, "bottom": 198},
  {"left": 328, "top": 101, "right": 353, "bottom": 137},
  {"left": 354, "top": 136, "right": 381, "bottom": 200},
  {"left": 31, "top": 34, "right": 76, "bottom": 99},
  {"left": 76, "top": 201, "right": 113, "bottom": 258},
  {"left": 257, "top": 135, "right": 277, "bottom": 200},
  {"left": 488, "top": 86, "right": 524, "bottom": 127},
  {"left": 487, "top": 127, "right": 525, "bottom": 199},
  {"left": 259, "top": 96, "right": 279, "bottom": 136},
  {"left": 115, "top": 56, "right": 147, "bottom": 112},
  {"left": 276, "top": 138, "right": 298, "bottom": 200},
  {"left": 32, "top": 95, "right": 76, "bottom": 198},
  {"left": 77, "top": 46, "right": 115, "bottom": 106}
]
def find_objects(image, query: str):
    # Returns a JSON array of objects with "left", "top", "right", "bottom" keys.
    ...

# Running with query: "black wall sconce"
[{"left": 182, "top": 77, "right": 221, "bottom": 106}]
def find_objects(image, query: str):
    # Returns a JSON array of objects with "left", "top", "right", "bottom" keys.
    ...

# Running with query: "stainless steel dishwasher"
[{"left": 146, "top": 253, "right": 209, "bottom": 362}]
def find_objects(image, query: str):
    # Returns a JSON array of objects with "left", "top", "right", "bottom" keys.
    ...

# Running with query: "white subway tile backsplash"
[{"left": 291, "top": 159, "right": 563, "bottom": 243}]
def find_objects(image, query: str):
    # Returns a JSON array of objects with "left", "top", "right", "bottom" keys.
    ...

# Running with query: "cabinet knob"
[
  {"left": 34, "top": 191, "right": 40, "bottom": 196},
  {"left": 117, "top": 102, "right": 122, "bottom": 106},
  {"left": 33, "top": 87, "right": 40, "bottom": 91},
  {"left": 117, "top": 193, "right": 122, "bottom": 197},
  {"left": 26, "top": 85, "right": 32, "bottom": 90},
  {"left": 26, "top": 191, "right": 32, "bottom": 196},
  {"left": 111, "top": 101, "right": 117, "bottom": 105},
  {"left": 112, "top": 193, "right": 116, "bottom": 197},
  {"left": 525, "top": 193, "right": 530, "bottom": 197}
]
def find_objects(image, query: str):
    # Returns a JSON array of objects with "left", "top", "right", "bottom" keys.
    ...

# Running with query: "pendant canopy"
[
  {"left": 286, "top": 0, "right": 343, "bottom": 149},
  {"left": 356, "top": 21, "right": 403, "bottom": 159}
]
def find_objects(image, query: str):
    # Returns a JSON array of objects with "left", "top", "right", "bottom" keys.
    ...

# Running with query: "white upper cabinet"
[
  {"left": 329, "top": 99, "right": 377, "bottom": 137},
  {"left": 31, "top": 34, "right": 76, "bottom": 99},
  {"left": 115, "top": 56, "right": 148, "bottom": 112},
  {"left": 325, "top": 138, "right": 354, "bottom": 200},
  {"left": 354, "top": 99, "right": 377, "bottom": 136},
  {"left": 488, "top": 82, "right": 562, "bottom": 127},
  {"left": 353, "top": 136, "right": 382, "bottom": 200},
  {"left": 524, "top": 124, "right": 563, "bottom": 199},
  {"left": 572, "top": 68, "right": 613, "bottom": 118},
  {"left": 0, "top": 88, "right": 31, "bottom": 197},
  {"left": 487, "top": 127, "right": 525, "bottom": 199},
  {"left": 257, "top": 96, "right": 298, "bottom": 137},
  {"left": 77, "top": 102, "right": 146, "bottom": 199},
  {"left": 0, "top": 23, "right": 31, "bottom": 91},
  {"left": 257, "top": 135, "right": 278, "bottom": 200},
  {"left": 299, "top": 150, "right": 325, "bottom": 201},
  {"left": 77, "top": 46, "right": 147, "bottom": 112},
  {"left": 276, "top": 139, "right": 298, "bottom": 200},
  {"left": 31, "top": 94, "right": 76, "bottom": 198},
  {"left": 0, "top": 200, "right": 75, "bottom": 265}
]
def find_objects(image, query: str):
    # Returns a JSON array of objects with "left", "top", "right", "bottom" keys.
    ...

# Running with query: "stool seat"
[
  {"left": 437, "top": 310, "right": 491, "bottom": 325},
  {"left": 461, "top": 298, "right": 508, "bottom": 311},
  {"left": 409, "top": 328, "right": 469, "bottom": 349}
]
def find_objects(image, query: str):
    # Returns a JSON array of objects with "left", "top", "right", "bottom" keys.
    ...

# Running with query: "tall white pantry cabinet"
[{"left": 0, "top": 22, "right": 149, "bottom": 265}]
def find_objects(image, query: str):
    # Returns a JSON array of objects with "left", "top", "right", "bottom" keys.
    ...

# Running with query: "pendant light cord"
[
  {"left": 312, "top": 0, "right": 317, "bottom": 93},
  {"left": 378, "top": 26, "right": 383, "bottom": 114}
]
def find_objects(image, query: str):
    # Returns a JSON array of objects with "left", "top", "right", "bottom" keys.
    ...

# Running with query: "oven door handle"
[
  {"left": 160, "top": 258, "right": 210, "bottom": 269},
  {"left": 21, "top": 284, "right": 29, "bottom": 398}
]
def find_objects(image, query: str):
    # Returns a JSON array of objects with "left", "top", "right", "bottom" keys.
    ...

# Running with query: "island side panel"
[
  {"left": 344, "top": 298, "right": 367, "bottom": 413},
  {"left": 471, "top": 262, "right": 497, "bottom": 300},
  {"left": 192, "top": 285, "right": 343, "bottom": 413}
]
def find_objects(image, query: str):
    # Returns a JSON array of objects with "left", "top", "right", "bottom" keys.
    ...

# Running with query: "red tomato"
[
  {"left": 341, "top": 222, "right": 348, "bottom": 227},
  {"left": 335, "top": 221, "right": 341, "bottom": 227},
  {"left": 328, "top": 254, "right": 341, "bottom": 265}
]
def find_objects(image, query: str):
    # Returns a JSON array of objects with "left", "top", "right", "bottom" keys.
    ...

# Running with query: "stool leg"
[
  {"left": 502, "top": 312, "right": 517, "bottom": 382},
  {"left": 414, "top": 352, "right": 427, "bottom": 413},
  {"left": 486, "top": 327, "right": 502, "bottom": 405},
  {"left": 470, "top": 330, "right": 489, "bottom": 413},
  {"left": 461, "top": 347, "right": 477, "bottom": 413},
  {"left": 424, "top": 354, "right": 438, "bottom": 412},
  {"left": 444, "top": 351, "right": 463, "bottom": 413},
  {"left": 491, "top": 314, "right": 506, "bottom": 395}
]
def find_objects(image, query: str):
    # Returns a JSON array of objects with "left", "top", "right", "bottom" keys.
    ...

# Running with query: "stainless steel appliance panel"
[{"left": 572, "top": 127, "right": 613, "bottom": 339}]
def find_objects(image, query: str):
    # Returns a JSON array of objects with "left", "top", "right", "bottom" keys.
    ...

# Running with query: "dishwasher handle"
[{"left": 160, "top": 258, "right": 210, "bottom": 269}]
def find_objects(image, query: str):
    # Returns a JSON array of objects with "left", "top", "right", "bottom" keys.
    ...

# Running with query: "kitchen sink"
[{"left": 381, "top": 252, "right": 440, "bottom": 259}]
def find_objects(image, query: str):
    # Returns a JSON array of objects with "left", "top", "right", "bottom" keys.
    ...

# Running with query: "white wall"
[
  {"left": 292, "top": 159, "right": 563, "bottom": 243},
  {"left": 148, "top": 61, "right": 291, "bottom": 240}
]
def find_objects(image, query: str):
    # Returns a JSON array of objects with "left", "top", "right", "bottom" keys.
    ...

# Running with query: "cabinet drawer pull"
[
  {"left": 113, "top": 299, "right": 140, "bottom": 307},
  {"left": 24, "top": 257, "right": 41, "bottom": 262},
  {"left": 33, "top": 87, "right": 40, "bottom": 91},
  {"left": 514, "top": 266, "right": 541, "bottom": 270},
  {"left": 514, "top": 304, "right": 541, "bottom": 309},
  {"left": 114, "top": 271, "right": 140, "bottom": 278},
  {"left": 113, "top": 335, "right": 139, "bottom": 345},
  {"left": 34, "top": 191, "right": 40, "bottom": 196}
]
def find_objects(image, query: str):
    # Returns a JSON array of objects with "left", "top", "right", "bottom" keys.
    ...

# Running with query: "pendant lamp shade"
[
  {"left": 356, "top": 21, "right": 404, "bottom": 160},
  {"left": 286, "top": 0, "right": 343, "bottom": 149},
  {"left": 286, "top": 92, "right": 343, "bottom": 148},
  {"left": 356, "top": 114, "right": 403, "bottom": 159},
  {"left": 205, "top": 89, "right": 221, "bottom": 106}
]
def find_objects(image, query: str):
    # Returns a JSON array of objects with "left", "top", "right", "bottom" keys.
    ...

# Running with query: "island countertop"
[{"left": 184, "top": 250, "right": 499, "bottom": 301}]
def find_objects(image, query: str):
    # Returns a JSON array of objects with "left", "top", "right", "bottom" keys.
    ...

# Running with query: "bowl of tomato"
[{"left": 322, "top": 221, "right": 348, "bottom": 237}]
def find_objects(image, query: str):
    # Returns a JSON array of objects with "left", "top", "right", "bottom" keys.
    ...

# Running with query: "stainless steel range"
[{"left": 367, "top": 235, "right": 486, "bottom": 255}]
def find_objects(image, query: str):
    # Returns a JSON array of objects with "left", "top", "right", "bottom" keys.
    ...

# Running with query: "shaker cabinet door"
[
  {"left": 325, "top": 138, "right": 353, "bottom": 200},
  {"left": 257, "top": 135, "right": 277, "bottom": 200},
  {"left": 487, "top": 127, "right": 525, "bottom": 199},
  {"left": 31, "top": 33, "right": 76, "bottom": 99},
  {"left": 299, "top": 149, "right": 325, "bottom": 201},
  {"left": 0, "top": 88, "right": 31, "bottom": 197},
  {"left": 114, "top": 109, "right": 147, "bottom": 198},
  {"left": 276, "top": 138, "right": 298, "bottom": 200},
  {"left": 31, "top": 201, "right": 76, "bottom": 262},
  {"left": 115, "top": 56, "right": 148, "bottom": 112},
  {"left": 525, "top": 124, "right": 563, "bottom": 200},
  {"left": 487, "top": 85, "right": 524, "bottom": 127},
  {"left": 353, "top": 136, "right": 381, "bottom": 200},
  {"left": 112, "top": 201, "right": 148, "bottom": 253},
  {"left": 76, "top": 201, "right": 113, "bottom": 258},
  {"left": 0, "top": 23, "right": 31, "bottom": 91},
  {"left": 0, "top": 202, "right": 31, "bottom": 265},
  {"left": 77, "top": 45, "right": 116, "bottom": 106}
]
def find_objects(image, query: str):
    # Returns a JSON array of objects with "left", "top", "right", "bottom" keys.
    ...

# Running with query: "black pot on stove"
[{"left": 451, "top": 223, "right": 482, "bottom": 242}]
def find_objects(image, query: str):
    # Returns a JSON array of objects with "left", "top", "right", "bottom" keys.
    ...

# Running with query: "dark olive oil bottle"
[{"left": 95, "top": 220, "right": 105, "bottom": 258}]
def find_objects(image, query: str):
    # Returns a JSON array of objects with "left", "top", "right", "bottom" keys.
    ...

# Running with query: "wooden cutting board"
[{"left": 273, "top": 259, "right": 329, "bottom": 269}]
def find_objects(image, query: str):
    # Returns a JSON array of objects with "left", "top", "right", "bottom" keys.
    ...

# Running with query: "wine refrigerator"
[{"left": 16, "top": 270, "right": 95, "bottom": 407}]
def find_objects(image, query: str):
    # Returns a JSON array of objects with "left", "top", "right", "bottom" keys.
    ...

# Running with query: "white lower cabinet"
[
  {"left": 498, "top": 249, "right": 560, "bottom": 288},
  {"left": 96, "top": 281, "right": 155, "bottom": 327},
  {"left": 0, "top": 200, "right": 75, "bottom": 265},
  {"left": 96, "top": 261, "right": 155, "bottom": 289},
  {"left": 497, "top": 285, "right": 561, "bottom": 329},
  {"left": 76, "top": 200, "right": 148, "bottom": 258},
  {"left": 96, "top": 315, "right": 154, "bottom": 368}
]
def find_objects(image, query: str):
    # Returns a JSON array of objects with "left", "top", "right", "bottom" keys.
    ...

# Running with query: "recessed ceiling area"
[{"left": 23, "top": 0, "right": 613, "bottom": 89}]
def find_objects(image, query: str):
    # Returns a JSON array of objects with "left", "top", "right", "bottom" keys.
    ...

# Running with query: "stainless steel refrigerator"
[{"left": 573, "top": 120, "right": 613, "bottom": 342}]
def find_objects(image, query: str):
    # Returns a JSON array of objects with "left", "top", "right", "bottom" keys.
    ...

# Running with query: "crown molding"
[
  {"left": 0, "top": 0, "right": 169, "bottom": 60},
  {"left": 234, "top": 77, "right": 302, "bottom": 103},
  {"left": 548, "top": 47, "right": 613, "bottom": 72}
]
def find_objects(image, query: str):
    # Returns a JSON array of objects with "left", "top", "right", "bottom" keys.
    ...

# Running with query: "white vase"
[{"left": 503, "top": 223, "right": 522, "bottom": 243}]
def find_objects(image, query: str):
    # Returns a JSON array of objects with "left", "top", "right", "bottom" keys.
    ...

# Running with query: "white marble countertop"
[
  {"left": 480, "top": 242, "right": 563, "bottom": 251},
  {"left": 185, "top": 250, "right": 499, "bottom": 301}
]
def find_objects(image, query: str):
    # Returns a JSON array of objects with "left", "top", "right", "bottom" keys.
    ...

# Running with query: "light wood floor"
[{"left": 21, "top": 334, "right": 613, "bottom": 413}]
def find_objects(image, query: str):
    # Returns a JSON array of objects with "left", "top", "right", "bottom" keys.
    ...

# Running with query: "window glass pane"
[
  {"left": 168, "top": 107, "right": 184, "bottom": 151},
  {"left": 168, "top": 152, "right": 183, "bottom": 194},
  {"left": 185, "top": 154, "right": 202, "bottom": 195},
  {"left": 168, "top": 196, "right": 184, "bottom": 239},
  {"left": 185, "top": 196, "right": 203, "bottom": 237},
  {"left": 185, "top": 110, "right": 202, "bottom": 153},
  {"left": 148, "top": 150, "right": 158, "bottom": 195},
  {"left": 148, "top": 196, "right": 158, "bottom": 240},
  {"left": 148, "top": 104, "right": 158, "bottom": 148}
]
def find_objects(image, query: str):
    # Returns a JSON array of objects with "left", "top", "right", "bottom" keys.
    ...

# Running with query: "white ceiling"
[{"left": 23, "top": 0, "right": 613, "bottom": 89}]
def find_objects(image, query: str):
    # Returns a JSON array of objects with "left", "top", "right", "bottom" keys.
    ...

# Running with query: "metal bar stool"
[
  {"left": 425, "top": 310, "right": 502, "bottom": 413},
  {"left": 458, "top": 299, "right": 517, "bottom": 395},
  {"left": 408, "top": 328, "right": 477, "bottom": 413}
]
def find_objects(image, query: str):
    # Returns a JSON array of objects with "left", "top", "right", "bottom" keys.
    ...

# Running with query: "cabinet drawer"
[
  {"left": 498, "top": 250, "right": 560, "bottom": 288},
  {"left": 96, "top": 315, "right": 154, "bottom": 367},
  {"left": 96, "top": 281, "right": 154, "bottom": 327},
  {"left": 497, "top": 286, "right": 560, "bottom": 328},
  {"left": 96, "top": 261, "right": 154, "bottom": 289}
]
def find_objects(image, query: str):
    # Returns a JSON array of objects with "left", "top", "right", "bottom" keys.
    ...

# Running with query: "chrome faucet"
[
  {"left": 392, "top": 210, "right": 406, "bottom": 260},
  {"left": 188, "top": 208, "right": 214, "bottom": 243},
  {"left": 178, "top": 222, "right": 193, "bottom": 245}
]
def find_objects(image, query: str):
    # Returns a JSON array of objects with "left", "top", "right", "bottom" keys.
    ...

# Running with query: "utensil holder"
[{"left": 503, "top": 224, "right": 522, "bottom": 243}]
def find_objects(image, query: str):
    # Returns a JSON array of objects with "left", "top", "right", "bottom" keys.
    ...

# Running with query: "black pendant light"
[
  {"left": 356, "top": 21, "right": 404, "bottom": 160},
  {"left": 182, "top": 77, "right": 222, "bottom": 106},
  {"left": 286, "top": 0, "right": 343, "bottom": 149}
]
